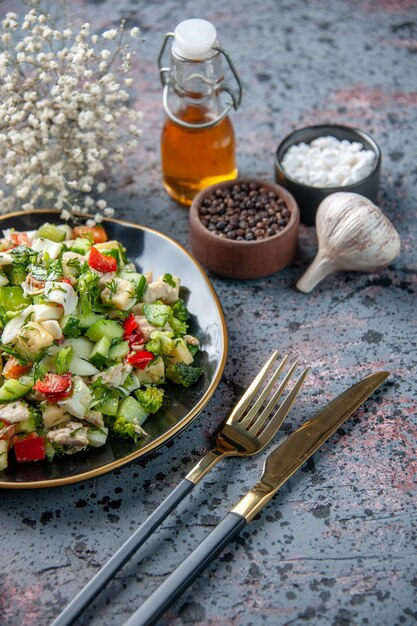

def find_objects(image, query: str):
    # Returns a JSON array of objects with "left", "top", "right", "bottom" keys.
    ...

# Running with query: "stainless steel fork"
[{"left": 51, "top": 351, "right": 308, "bottom": 626}]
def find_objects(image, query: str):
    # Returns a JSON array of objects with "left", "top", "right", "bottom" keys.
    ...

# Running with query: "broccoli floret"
[
  {"left": 135, "top": 387, "right": 164, "bottom": 414},
  {"left": 15, "top": 404, "right": 43, "bottom": 434},
  {"left": 112, "top": 416, "right": 146, "bottom": 442},
  {"left": 168, "top": 299, "right": 190, "bottom": 337},
  {"left": 169, "top": 316, "right": 188, "bottom": 337},
  {"left": 28, "top": 406, "right": 43, "bottom": 430},
  {"left": 170, "top": 298, "right": 190, "bottom": 322},
  {"left": 145, "top": 331, "right": 174, "bottom": 356},
  {"left": 187, "top": 343, "right": 199, "bottom": 358},
  {"left": 166, "top": 362, "right": 203, "bottom": 388}
]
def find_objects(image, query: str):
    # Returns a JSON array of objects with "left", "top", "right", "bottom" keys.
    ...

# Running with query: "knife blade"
[{"left": 231, "top": 370, "right": 390, "bottom": 521}]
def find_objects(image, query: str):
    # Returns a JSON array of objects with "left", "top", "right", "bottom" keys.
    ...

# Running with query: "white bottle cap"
[{"left": 172, "top": 18, "right": 217, "bottom": 60}]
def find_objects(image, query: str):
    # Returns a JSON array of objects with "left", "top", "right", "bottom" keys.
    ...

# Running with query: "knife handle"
[
  {"left": 51, "top": 478, "right": 195, "bottom": 626},
  {"left": 123, "top": 512, "right": 247, "bottom": 626}
]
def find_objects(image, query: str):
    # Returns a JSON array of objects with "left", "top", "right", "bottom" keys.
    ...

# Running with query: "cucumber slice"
[
  {"left": 117, "top": 396, "right": 148, "bottom": 425},
  {"left": 45, "top": 441, "right": 57, "bottom": 463},
  {"left": 61, "top": 315, "right": 81, "bottom": 338},
  {"left": 66, "top": 336, "right": 94, "bottom": 360},
  {"left": 122, "top": 372, "right": 141, "bottom": 393},
  {"left": 68, "top": 237, "right": 91, "bottom": 255},
  {"left": 78, "top": 313, "right": 105, "bottom": 329},
  {"left": 95, "top": 390, "right": 119, "bottom": 416},
  {"left": 37, "top": 223, "right": 66, "bottom": 243},
  {"left": 0, "top": 286, "right": 29, "bottom": 312},
  {"left": 108, "top": 341, "right": 129, "bottom": 361},
  {"left": 19, "top": 374, "right": 35, "bottom": 388},
  {"left": 86, "top": 319, "right": 124, "bottom": 342},
  {"left": 89, "top": 336, "right": 111, "bottom": 368},
  {"left": 87, "top": 427, "right": 108, "bottom": 447},
  {"left": 68, "top": 356, "right": 99, "bottom": 376},
  {"left": 0, "top": 379, "right": 32, "bottom": 403},
  {"left": 143, "top": 303, "right": 170, "bottom": 328}
]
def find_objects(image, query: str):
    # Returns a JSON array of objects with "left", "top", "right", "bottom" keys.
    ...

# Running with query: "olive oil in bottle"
[{"left": 158, "top": 19, "right": 242, "bottom": 206}]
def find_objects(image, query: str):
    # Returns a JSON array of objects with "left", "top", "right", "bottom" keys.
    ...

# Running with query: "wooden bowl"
[{"left": 189, "top": 178, "right": 299, "bottom": 279}]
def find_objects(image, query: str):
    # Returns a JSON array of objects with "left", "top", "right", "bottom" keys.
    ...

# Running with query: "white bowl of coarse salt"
[{"left": 275, "top": 125, "right": 381, "bottom": 225}]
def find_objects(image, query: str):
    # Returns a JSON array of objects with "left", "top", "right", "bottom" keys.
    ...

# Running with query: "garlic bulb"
[{"left": 296, "top": 192, "right": 401, "bottom": 293}]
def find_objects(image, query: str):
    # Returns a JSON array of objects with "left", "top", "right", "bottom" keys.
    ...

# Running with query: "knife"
[{"left": 123, "top": 370, "right": 389, "bottom": 626}]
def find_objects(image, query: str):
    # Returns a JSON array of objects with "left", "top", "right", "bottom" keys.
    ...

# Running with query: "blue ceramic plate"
[{"left": 0, "top": 210, "right": 228, "bottom": 488}]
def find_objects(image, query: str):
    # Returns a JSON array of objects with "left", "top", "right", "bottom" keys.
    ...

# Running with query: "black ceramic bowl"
[{"left": 275, "top": 124, "right": 382, "bottom": 225}]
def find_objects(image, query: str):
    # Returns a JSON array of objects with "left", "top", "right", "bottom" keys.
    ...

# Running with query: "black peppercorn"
[{"left": 198, "top": 182, "right": 290, "bottom": 241}]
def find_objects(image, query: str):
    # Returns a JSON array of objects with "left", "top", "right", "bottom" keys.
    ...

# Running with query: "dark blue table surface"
[{"left": 1, "top": 1, "right": 416, "bottom": 625}]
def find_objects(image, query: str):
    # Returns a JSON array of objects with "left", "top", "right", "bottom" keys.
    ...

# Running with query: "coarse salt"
[{"left": 281, "top": 135, "right": 376, "bottom": 188}]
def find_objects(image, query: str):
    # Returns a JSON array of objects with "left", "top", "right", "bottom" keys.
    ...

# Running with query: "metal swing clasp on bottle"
[{"left": 157, "top": 25, "right": 242, "bottom": 130}]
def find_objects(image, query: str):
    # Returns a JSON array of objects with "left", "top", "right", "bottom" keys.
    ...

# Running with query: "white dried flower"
[
  {"left": 102, "top": 29, "right": 118, "bottom": 40},
  {"left": 130, "top": 27, "right": 140, "bottom": 38},
  {"left": 60, "top": 209, "right": 71, "bottom": 221},
  {"left": 0, "top": 7, "right": 143, "bottom": 220}
]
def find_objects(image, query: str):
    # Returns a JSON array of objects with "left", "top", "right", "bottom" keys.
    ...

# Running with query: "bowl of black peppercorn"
[{"left": 189, "top": 178, "right": 299, "bottom": 279}]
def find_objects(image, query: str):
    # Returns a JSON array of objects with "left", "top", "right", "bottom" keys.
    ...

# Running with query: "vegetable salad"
[{"left": 0, "top": 222, "right": 203, "bottom": 470}]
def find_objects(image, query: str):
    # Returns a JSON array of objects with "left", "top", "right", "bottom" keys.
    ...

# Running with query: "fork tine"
[
  {"left": 246, "top": 360, "right": 299, "bottom": 433},
  {"left": 239, "top": 355, "right": 290, "bottom": 427},
  {"left": 257, "top": 367, "right": 310, "bottom": 444},
  {"left": 227, "top": 351, "right": 281, "bottom": 423}
]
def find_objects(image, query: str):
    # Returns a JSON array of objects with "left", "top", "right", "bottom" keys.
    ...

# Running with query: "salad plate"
[{"left": 0, "top": 210, "right": 228, "bottom": 489}]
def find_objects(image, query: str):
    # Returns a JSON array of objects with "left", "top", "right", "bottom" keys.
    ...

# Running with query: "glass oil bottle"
[{"left": 158, "top": 19, "right": 242, "bottom": 206}]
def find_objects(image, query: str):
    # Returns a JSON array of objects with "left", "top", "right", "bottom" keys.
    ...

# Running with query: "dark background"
[{"left": 1, "top": 1, "right": 416, "bottom": 625}]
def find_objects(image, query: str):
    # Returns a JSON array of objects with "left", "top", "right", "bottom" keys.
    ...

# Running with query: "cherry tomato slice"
[
  {"left": 72, "top": 225, "right": 108, "bottom": 244},
  {"left": 10, "top": 232, "right": 30, "bottom": 247},
  {"left": 3, "top": 358, "right": 32, "bottom": 380}
]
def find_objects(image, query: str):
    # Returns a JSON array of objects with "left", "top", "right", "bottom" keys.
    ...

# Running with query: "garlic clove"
[{"left": 296, "top": 192, "right": 401, "bottom": 293}]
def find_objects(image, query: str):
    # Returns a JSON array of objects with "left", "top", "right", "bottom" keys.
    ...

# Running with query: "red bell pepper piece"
[
  {"left": 13, "top": 433, "right": 46, "bottom": 463},
  {"left": 123, "top": 313, "right": 144, "bottom": 347},
  {"left": 34, "top": 373, "right": 72, "bottom": 395},
  {"left": 44, "top": 390, "right": 72, "bottom": 402},
  {"left": 123, "top": 313, "right": 138, "bottom": 337},
  {"left": 126, "top": 350, "right": 154, "bottom": 369},
  {"left": 61, "top": 277, "right": 72, "bottom": 285},
  {"left": 88, "top": 246, "right": 117, "bottom": 273}
]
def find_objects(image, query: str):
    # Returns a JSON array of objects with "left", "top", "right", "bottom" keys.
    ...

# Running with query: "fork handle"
[
  {"left": 51, "top": 478, "right": 195, "bottom": 626},
  {"left": 123, "top": 512, "right": 247, "bottom": 626}
]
